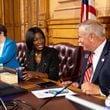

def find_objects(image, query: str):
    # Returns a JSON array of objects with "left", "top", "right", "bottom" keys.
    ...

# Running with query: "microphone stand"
[
  {"left": 0, "top": 98, "right": 8, "bottom": 110},
  {"left": 37, "top": 63, "right": 92, "bottom": 110},
  {"left": 36, "top": 82, "right": 73, "bottom": 110}
]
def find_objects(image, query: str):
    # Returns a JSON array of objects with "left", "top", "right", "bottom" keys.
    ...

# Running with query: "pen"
[
  {"left": 44, "top": 91, "right": 49, "bottom": 94},
  {"left": 44, "top": 89, "right": 68, "bottom": 94}
]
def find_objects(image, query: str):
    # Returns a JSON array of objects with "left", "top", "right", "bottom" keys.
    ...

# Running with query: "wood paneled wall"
[
  {"left": 0, "top": 0, "right": 110, "bottom": 45},
  {"left": 0, "top": 0, "right": 4, "bottom": 23},
  {"left": 48, "top": 0, "right": 110, "bottom": 45},
  {"left": 48, "top": 0, "right": 81, "bottom": 45},
  {"left": 3, "top": 0, "right": 14, "bottom": 40},
  {"left": 2, "top": 0, "right": 39, "bottom": 41},
  {"left": 47, "top": 18, "right": 80, "bottom": 45},
  {"left": 0, "top": 0, "right": 49, "bottom": 42}
]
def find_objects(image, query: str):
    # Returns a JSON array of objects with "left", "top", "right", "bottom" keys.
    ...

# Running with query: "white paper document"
[
  {"left": 32, "top": 87, "right": 76, "bottom": 99},
  {"left": 65, "top": 95, "right": 106, "bottom": 110}
]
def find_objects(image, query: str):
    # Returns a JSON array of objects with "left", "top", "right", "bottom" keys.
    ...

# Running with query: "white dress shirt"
[{"left": 0, "top": 41, "right": 5, "bottom": 57}]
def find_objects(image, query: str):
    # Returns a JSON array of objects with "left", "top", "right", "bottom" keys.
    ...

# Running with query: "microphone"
[
  {"left": 36, "top": 63, "right": 92, "bottom": 110},
  {"left": 36, "top": 82, "right": 73, "bottom": 110},
  {"left": 0, "top": 98, "right": 8, "bottom": 110}
]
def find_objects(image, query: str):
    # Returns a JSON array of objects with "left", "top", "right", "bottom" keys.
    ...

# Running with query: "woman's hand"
[
  {"left": 72, "top": 82, "right": 79, "bottom": 88},
  {"left": 22, "top": 71, "right": 40, "bottom": 80},
  {"left": 22, "top": 71, "right": 48, "bottom": 80}
]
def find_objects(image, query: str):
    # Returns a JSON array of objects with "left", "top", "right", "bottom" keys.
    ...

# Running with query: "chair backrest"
[
  {"left": 16, "top": 42, "right": 82, "bottom": 81},
  {"left": 49, "top": 43, "right": 82, "bottom": 81},
  {"left": 16, "top": 42, "right": 26, "bottom": 68}
]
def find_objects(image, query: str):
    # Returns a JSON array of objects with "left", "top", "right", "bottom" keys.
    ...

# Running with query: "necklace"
[
  {"left": 35, "top": 53, "right": 42, "bottom": 64},
  {"left": 35, "top": 53, "right": 42, "bottom": 57}
]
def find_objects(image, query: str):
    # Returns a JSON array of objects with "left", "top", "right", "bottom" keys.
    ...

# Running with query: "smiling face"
[
  {"left": 78, "top": 20, "right": 107, "bottom": 52},
  {"left": 33, "top": 32, "right": 45, "bottom": 51},
  {"left": 78, "top": 27, "right": 93, "bottom": 51}
]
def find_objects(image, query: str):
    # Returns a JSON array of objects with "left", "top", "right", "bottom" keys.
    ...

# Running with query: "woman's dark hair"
[
  {"left": 0, "top": 24, "right": 7, "bottom": 36},
  {"left": 26, "top": 27, "right": 45, "bottom": 51}
]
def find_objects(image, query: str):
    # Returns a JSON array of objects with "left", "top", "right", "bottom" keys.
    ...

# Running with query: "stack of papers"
[
  {"left": 65, "top": 95, "right": 105, "bottom": 110},
  {"left": 32, "top": 87, "right": 76, "bottom": 98},
  {"left": 0, "top": 72, "right": 18, "bottom": 84}
]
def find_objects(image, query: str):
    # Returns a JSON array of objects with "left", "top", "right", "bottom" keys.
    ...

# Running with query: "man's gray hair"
[{"left": 79, "top": 20, "right": 106, "bottom": 37}]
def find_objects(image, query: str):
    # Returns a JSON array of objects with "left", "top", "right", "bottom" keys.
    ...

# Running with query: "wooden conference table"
[
  {"left": 13, "top": 78, "right": 106, "bottom": 110},
  {"left": 1, "top": 67, "right": 106, "bottom": 110}
]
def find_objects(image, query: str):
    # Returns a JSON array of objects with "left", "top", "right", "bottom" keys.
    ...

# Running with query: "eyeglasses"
[{"left": 0, "top": 99, "right": 34, "bottom": 110}]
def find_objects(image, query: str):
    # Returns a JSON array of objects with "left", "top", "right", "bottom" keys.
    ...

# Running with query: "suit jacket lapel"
[{"left": 92, "top": 41, "right": 110, "bottom": 82}]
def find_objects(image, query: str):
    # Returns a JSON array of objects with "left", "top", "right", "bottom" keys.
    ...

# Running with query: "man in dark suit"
[{"left": 73, "top": 20, "right": 110, "bottom": 96}]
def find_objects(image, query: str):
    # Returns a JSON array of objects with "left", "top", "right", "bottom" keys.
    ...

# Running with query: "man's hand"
[
  {"left": 61, "top": 81, "right": 79, "bottom": 88},
  {"left": 81, "top": 82, "right": 100, "bottom": 95},
  {"left": 72, "top": 82, "right": 79, "bottom": 88}
]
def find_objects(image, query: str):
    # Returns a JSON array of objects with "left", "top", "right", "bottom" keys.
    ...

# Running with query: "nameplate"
[{"left": 0, "top": 72, "right": 18, "bottom": 84}]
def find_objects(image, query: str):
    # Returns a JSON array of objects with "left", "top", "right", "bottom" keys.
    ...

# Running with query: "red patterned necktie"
[{"left": 83, "top": 53, "right": 94, "bottom": 82}]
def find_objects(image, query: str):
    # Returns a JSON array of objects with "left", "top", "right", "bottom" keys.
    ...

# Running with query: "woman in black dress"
[{"left": 23, "top": 27, "right": 59, "bottom": 81}]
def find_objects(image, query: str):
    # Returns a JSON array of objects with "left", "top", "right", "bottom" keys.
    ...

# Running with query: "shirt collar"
[{"left": 94, "top": 39, "right": 107, "bottom": 55}]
